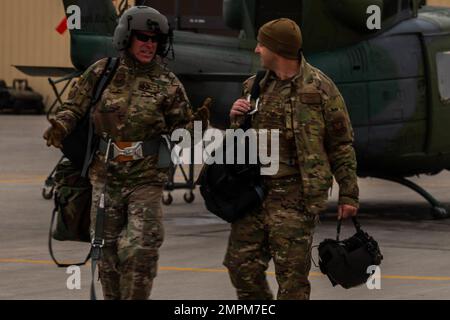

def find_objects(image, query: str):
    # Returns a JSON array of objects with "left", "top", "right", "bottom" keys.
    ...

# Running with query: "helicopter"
[{"left": 15, "top": 0, "right": 450, "bottom": 218}]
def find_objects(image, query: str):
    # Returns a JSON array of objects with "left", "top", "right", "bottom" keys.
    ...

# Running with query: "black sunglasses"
[{"left": 134, "top": 32, "right": 159, "bottom": 43}]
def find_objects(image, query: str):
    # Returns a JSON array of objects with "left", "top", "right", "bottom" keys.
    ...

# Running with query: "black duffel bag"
[
  {"left": 199, "top": 158, "right": 266, "bottom": 223},
  {"left": 50, "top": 160, "right": 91, "bottom": 243},
  {"left": 318, "top": 217, "right": 383, "bottom": 289},
  {"left": 48, "top": 159, "right": 92, "bottom": 267},
  {"left": 198, "top": 71, "right": 267, "bottom": 223}
]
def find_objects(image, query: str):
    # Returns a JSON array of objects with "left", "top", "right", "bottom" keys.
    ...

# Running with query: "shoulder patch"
[{"left": 330, "top": 116, "right": 348, "bottom": 137}]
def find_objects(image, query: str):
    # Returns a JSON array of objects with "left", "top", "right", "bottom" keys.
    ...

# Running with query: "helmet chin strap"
[
  {"left": 159, "top": 26, "right": 175, "bottom": 60},
  {"left": 163, "top": 32, "right": 175, "bottom": 60}
]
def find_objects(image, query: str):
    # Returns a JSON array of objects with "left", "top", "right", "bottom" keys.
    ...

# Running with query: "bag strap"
[
  {"left": 89, "top": 192, "right": 106, "bottom": 300},
  {"left": 250, "top": 70, "right": 266, "bottom": 101},
  {"left": 90, "top": 138, "right": 113, "bottom": 300},
  {"left": 336, "top": 216, "right": 361, "bottom": 241},
  {"left": 242, "top": 70, "right": 267, "bottom": 130},
  {"left": 69, "top": 54, "right": 119, "bottom": 292},
  {"left": 81, "top": 57, "right": 120, "bottom": 177},
  {"left": 92, "top": 57, "right": 120, "bottom": 106},
  {"left": 48, "top": 201, "right": 91, "bottom": 268}
]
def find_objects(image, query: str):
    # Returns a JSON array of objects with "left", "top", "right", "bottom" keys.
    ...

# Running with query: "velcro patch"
[
  {"left": 300, "top": 93, "right": 322, "bottom": 104},
  {"left": 331, "top": 117, "right": 347, "bottom": 136},
  {"left": 113, "top": 71, "right": 126, "bottom": 87}
]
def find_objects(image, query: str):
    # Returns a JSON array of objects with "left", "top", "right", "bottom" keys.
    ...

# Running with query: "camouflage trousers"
[
  {"left": 223, "top": 176, "right": 319, "bottom": 300},
  {"left": 90, "top": 179, "right": 164, "bottom": 300}
]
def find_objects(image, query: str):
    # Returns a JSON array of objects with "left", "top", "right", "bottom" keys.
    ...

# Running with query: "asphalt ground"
[{"left": 0, "top": 115, "right": 449, "bottom": 300}]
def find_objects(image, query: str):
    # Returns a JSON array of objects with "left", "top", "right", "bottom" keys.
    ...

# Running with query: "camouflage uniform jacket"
[
  {"left": 235, "top": 55, "right": 359, "bottom": 214},
  {"left": 55, "top": 52, "right": 193, "bottom": 185}
]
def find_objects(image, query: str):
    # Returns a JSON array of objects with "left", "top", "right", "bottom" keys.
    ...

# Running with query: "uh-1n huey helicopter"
[{"left": 16, "top": 0, "right": 450, "bottom": 218}]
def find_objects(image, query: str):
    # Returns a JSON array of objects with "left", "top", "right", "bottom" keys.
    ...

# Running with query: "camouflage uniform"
[
  {"left": 224, "top": 55, "right": 359, "bottom": 300},
  {"left": 55, "top": 52, "right": 194, "bottom": 299}
]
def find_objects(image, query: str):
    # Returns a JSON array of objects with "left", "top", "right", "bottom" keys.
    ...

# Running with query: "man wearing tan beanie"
[{"left": 225, "top": 18, "right": 359, "bottom": 300}]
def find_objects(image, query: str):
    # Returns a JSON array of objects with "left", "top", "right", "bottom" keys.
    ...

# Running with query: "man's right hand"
[
  {"left": 229, "top": 98, "right": 252, "bottom": 121},
  {"left": 43, "top": 119, "right": 67, "bottom": 148}
]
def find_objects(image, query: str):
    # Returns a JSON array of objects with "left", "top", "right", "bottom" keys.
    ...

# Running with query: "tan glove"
[
  {"left": 194, "top": 97, "right": 212, "bottom": 130},
  {"left": 43, "top": 118, "right": 68, "bottom": 148}
]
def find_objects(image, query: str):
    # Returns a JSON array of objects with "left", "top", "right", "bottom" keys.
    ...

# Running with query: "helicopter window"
[
  {"left": 436, "top": 52, "right": 450, "bottom": 102},
  {"left": 135, "top": 0, "right": 239, "bottom": 36}
]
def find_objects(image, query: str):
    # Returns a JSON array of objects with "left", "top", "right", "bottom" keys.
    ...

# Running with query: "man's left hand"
[
  {"left": 338, "top": 204, "right": 358, "bottom": 220},
  {"left": 194, "top": 97, "right": 212, "bottom": 129}
]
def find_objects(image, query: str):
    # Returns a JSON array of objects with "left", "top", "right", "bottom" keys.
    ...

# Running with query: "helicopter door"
[
  {"left": 364, "top": 33, "right": 427, "bottom": 162},
  {"left": 422, "top": 33, "right": 450, "bottom": 154}
]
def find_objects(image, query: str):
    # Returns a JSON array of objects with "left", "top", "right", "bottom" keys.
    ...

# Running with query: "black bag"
[
  {"left": 318, "top": 217, "right": 383, "bottom": 289},
  {"left": 198, "top": 71, "right": 267, "bottom": 223},
  {"left": 61, "top": 57, "right": 119, "bottom": 173},
  {"left": 50, "top": 160, "right": 91, "bottom": 242},
  {"left": 199, "top": 161, "right": 266, "bottom": 223},
  {"left": 48, "top": 160, "right": 92, "bottom": 267}
]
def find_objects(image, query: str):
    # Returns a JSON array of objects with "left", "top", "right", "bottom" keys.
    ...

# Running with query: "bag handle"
[
  {"left": 336, "top": 216, "right": 361, "bottom": 241},
  {"left": 48, "top": 206, "right": 91, "bottom": 268}
]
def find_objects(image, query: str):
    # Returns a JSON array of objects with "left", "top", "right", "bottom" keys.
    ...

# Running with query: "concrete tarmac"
[{"left": 0, "top": 115, "right": 449, "bottom": 300}]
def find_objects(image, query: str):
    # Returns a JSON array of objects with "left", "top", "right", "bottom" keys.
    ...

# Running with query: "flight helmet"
[{"left": 113, "top": 6, "right": 173, "bottom": 57}]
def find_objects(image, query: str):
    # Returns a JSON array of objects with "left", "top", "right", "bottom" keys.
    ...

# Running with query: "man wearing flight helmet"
[{"left": 44, "top": 6, "right": 209, "bottom": 300}]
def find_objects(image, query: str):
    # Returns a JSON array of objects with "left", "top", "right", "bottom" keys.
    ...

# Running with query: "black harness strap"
[
  {"left": 242, "top": 70, "right": 266, "bottom": 130},
  {"left": 90, "top": 138, "right": 113, "bottom": 300},
  {"left": 251, "top": 71, "right": 266, "bottom": 101},
  {"left": 98, "top": 137, "right": 162, "bottom": 159},
  {"left": 90, "top": 178, "right": 108, "bottom": 300},
  {"left": 85, "top": 57, "right": 120, "bottom": 300},
  {"left": 81, "top": 57, "right": 120, "bottom": 177}
]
